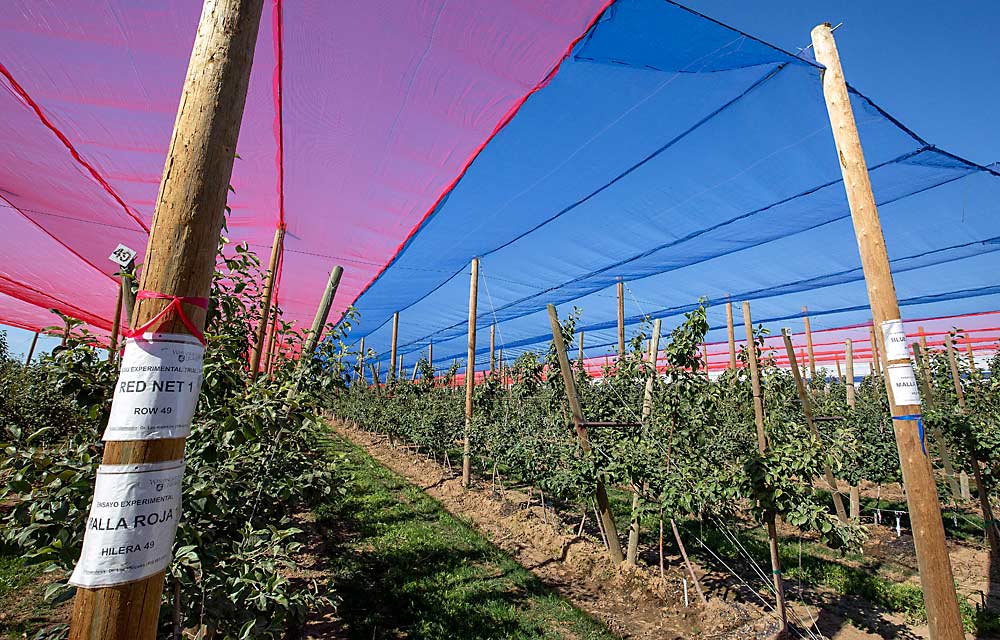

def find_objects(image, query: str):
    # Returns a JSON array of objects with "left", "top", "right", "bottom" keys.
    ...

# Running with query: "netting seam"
[{"left": 0, "top": 62, "right": 150, "bottom": 233}]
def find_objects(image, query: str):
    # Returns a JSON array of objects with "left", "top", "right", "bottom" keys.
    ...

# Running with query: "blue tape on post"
[{"left": 892, "top": 414, "right": 926, "bottom": 456}]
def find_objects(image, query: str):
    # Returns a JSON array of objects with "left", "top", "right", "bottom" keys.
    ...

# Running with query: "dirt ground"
[{"left": 329, "top": 419, "right": 974, "bottom": 639}]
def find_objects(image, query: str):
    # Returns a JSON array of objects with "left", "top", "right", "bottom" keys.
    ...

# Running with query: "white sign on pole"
[
  {"left": 887, "top": 363, "right": 921, "bottom": 405},
  {"left": 69, "top": 461, "right": 184, "bottom": 587},
  {"left": 880, "top": 319, "right": 909, "bottom": 361},
  {"left": 108, "top": 244, "right": 138, "bottom": 268},
  {"left": 103, "top": 334, "right": 205, "bottom": 441}
]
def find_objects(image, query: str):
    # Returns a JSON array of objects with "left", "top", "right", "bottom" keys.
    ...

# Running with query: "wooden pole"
[
  {"left": 616, "top": 280, "right": 625, "bottom": 356},
  {"left": 299, "top": 266, "right": 343, "bottom": 364},
  {"left": 107, "top": 280, "right": 125, "bottom": 360},
  {"left": 69, "top": 0, "right": 264, "bottom": 636},
  {"left": 782, "top": 329, "right": 848, "bottom": 523},
  {"left": 835, "top": 358, "right": 842, "bottom": 380},
  {"left": 803, "top": 306, "right": 817, "bottom": 380},
  {"left": 742, "top": 302, "right": 787, "bottom": 632},
  {"left": 249, "top": 224, "right": 284, "bottom": 379},
  {"left": 428, "top": 341, "right": 433, "bottom": 371},
  {"left": 965, "top": 340, "right": 976, "bottom": 373},
  {"left": 547, "top": 304, "right": 624, "bottom": 564},
  {"left": 627, "top": 318, "right": 661, "bottom": 565},
  {"left": 390, "top": 311, "right": 399, "bottom": 382},
  {"left": 24, "top": 331, "right": 39, "bottom": 364},
  {"left": 578, "top": 330, "right": 584, "bottom": 364},
  {"left": 462, "top": 258, "right": 479, "bottom": 487},
  {"left": 919, "top": 325, "right": 929, "bottom": 355},
  {"left": 812, "top": 23, "right": 963, "bottom": 638},
  {"left": 726, "top": 300, "right": 737, "bottom": 370},
  {"left": 490, "top": 323, "right": 496, "bottom": 374}
]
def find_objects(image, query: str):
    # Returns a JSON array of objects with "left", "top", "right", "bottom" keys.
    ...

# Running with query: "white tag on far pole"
[{"left": 108, "top": 243, "right": 137, "bottom": 268}]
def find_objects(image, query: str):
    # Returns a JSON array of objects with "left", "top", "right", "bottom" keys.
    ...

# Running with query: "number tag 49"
[{"left": 108, "top": 243, "right": 137, "bottom": 268}]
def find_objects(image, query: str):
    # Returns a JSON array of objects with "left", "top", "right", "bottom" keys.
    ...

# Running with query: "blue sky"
[
  {"left": 683, "top": 0, "right": 998, "bottom": 166},
  {"left": 3, "top": 0, "right": 995, "bottom": 361}
]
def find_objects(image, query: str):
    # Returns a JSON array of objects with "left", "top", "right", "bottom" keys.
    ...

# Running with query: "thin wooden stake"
[
  {"left": 845, "top": 339, "right": 856, "bottom": 407},
  {"left": 462, "top": 258, "right": 479, "bottom": 487},
  {"left": 742, "top": 301, "right": 786, "bottom": 632},
  {"left": 25, "top": 331, "right": 39, "bottom": 365},
  {"left": 726, "top": 299, "right": 737, "bottom": 370},
  {"left": 782, "top": 329, "right": 847, "bottom": 523},
  {"left": 945, "top": 335, "right": 1000, "bottom": 562},
  {"left": 69, "top": 0, "right": 265, "bottom": 635},
  {"left": 107, "top": 279, "right": 125, "bottom": 360},
  {"left": 671, "top": 518, "right": 707, "bottom": 604},
  {"left": 627, "top": 318, "right": 661, "bottom": 565},
  {"left": 357, "top": 337, "right": 365, "bottom": 384},
  {"left": 490, "top": 324, "right": 496, "bottom": 374},
  {"left": 869, "top": 324, "right": 882, "bottom": 377},
  {"left": 548, "top": 303, "right": 624, "bottom": 563},
  {"left": 803, "top": 306, "right": 817, "bottom": 379},
  {"left": 616, "top": 280, "right": 625, "bottom": 356},
  {"left": 965, "top": 341, "right": 976, "bottom": 373},
  {"left": 913, "top": 343, "right": 962, "bottom": 499},
  {"left": 390, "top": 311, "right": 399, "bottom": 382},
  {"left": 299, "top": 266, "right": 343, "bottom": 364},
  {"left": 812, "top": 22, "right": 963, "bottom": 637},
  {"left": 249, "top": 224, "right": 284, "bottom": 379},
  {"left": 578, "top": 330, "right": 584, "bottom": 364}
]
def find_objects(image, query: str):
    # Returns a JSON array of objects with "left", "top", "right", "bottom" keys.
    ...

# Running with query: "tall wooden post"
[
  {"left": 298, "top": 266, "right": 343, "bottom": 367},
  {"left": 835, "top": 358, "right": 843, "bottom": 380},
  {"left": 249, "top": 224, "right": 285, "bottom": 379},
  {"left": 627, "top": 318, "right": 661, "bottom": 565},
  {"left": 107, "top": 281, "right": 125, "bottom": 360},
  {"left": 616, "top": 280, "right": 625, "bottom": 356},
  {"left": 390, "top": 311, "right": 399, "bottom": 382},
  {"left": 69, "top": 1, "right": 264, "bottom": 636},
  {"left": 742, "top": 302, "right": 787, "bottom": 632},
  {"left": 812, "top": 23, "right": 963, "bottom": 638},
  {"left": 782, "top": 329, "right": 848, "bottom": 522},
  {"left": 547, "top": 304, "right": 624, "bottom": 563},
  {"left": 24, "top": 331, "right": 39, "bottom": 364},
  {"left": 428, "top": 341, "right": 433, "bottom": 371},
  {"left": 803, "top": 306, "right": 817, "bottom": 380},
  {"left": 919, "top": 325, "right": 930, "bottom": 355},
  {"left": 463, "top": 258, "right": 479, "bottom": 487},
  {"left": 578, "top": 330, "right": 584, "bottom": 364},
  {"left": 490, "top": 324, "right": 496, "bottom": 374},
  {"left": 726, "top": 300, "right": 737, "bottom": 370},
  {"left": 965, "top": 341, "right": 976, "bottom": 372}
]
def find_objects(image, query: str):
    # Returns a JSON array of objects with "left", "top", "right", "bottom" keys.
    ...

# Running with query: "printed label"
[
  {"left": 880, "top": 319, "right": 909, "bottom": 361},
  {"left": 887, "top": 363, "right": 921, "bottom": 405},
  {"left": 103, "top": 334, "right": 204, "bottom": 441},
  {"left": 108, "top": 243, "right": 137, "bottom": 267},
  {"left": 69, "top": 461, "right": 184, "bottom": 587}
]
